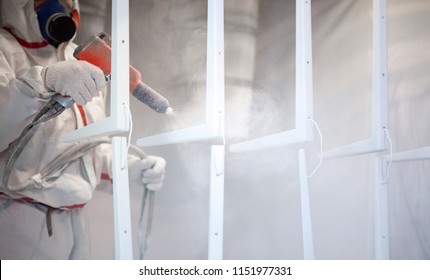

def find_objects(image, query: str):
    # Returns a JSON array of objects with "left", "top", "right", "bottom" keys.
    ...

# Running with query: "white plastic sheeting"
[{"left": 82, "top": 0, "right": 429, "bottom": 259}]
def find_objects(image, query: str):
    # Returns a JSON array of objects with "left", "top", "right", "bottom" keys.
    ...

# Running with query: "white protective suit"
[{"left": 0, "top": 0, "right": 159, "bottom": 259}]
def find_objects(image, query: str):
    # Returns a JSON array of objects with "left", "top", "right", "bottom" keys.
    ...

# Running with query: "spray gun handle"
[
  {"left": 52, "top": 93, "right": 75, "bottom": 108},
  {"left": 48, "top": 73, "right": 110, "bottom": 111}
]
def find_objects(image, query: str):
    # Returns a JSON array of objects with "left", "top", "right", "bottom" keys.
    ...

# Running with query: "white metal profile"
[
  {"left": 228, "top": 0, "right": 316, "bottom": 260},
  {"left": 136, "top": 0, "right": 226, "bottom": 259},
  {"left": 59, "top": 0, "right": 134, "bottom": 260}
]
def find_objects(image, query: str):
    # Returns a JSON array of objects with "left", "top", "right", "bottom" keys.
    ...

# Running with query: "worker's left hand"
[{"left": 129, "top": 155, "right": 166, "bottom": 191}]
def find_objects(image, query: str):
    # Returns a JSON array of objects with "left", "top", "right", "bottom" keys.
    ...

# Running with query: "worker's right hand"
[{"left": 42, "top": 60, "right": 106, "bottom": 105}]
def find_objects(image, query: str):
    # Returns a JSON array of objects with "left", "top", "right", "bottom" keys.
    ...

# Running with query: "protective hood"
[{"left": 1, "top": 0, "right": 79, "bottom": 47}]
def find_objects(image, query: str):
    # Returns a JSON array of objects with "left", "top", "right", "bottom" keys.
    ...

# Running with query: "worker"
[{"left": 0, "top": 0, "right": 166, "bottom": 259}]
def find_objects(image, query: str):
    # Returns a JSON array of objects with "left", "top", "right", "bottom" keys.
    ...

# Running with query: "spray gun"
[
  {"left": 3, "top": 33, "right": 172, "bottom": 190},
  {"left": 48, "top": 32, "right": 172, "bottom": 115}
]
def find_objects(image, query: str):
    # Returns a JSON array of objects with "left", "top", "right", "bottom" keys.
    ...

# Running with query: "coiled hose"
[
  {"left": 2, "top": 94, "right": 70, "bottom": 190},
  {"left": 2, "top": 96, "right": 155, "bottom": 259}
]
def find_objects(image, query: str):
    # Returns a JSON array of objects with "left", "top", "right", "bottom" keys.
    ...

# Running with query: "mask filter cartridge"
[{"left": 36, "top": 0, "right": 76, "bottom": 46}]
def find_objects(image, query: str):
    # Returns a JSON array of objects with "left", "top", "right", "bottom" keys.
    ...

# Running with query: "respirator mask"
[{"left": 35, "top": 0, "right": 77, "bottom": 46}]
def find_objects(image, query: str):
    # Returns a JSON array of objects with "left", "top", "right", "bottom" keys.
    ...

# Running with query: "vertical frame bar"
[
  {"left": 296, "top": 0, "right": 314, "bottom": 141},
  {"left": 374, "top": 156, "right": 390, "bottom": 259},
  {"left": 297, "top": 1, "right": 315, "bottom": 260},
  {"left": 111, "top": 0, "right": 133, "bottom": 260},
  {"left": 373, "top": 0, "right": 389, "bottom": 260},
  {"left": 208, "top": 145, "right": 225, "bottom": 259},
  {"left": 111, "top": 2, "right": 131, "bottom": 129},
  {"left": 112, "top": 137, "right": 133, "bottom": 259},
  {"left": 372, "top": 0, "right": 388, "bottom": 147},
  {"left": 298, "top": 149, "right": 315, "bottom": 259},
  {"left": 207, "top": 0, "right": 225, "bottom": 260},
  {"left": 206, "top": 0, "right": 225, "bottom": 137}
]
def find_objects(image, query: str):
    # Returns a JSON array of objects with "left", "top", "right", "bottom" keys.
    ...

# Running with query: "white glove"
[
  {"left": 42, "top": 60, "right": 106, "bottom": 105},
  {"left": 129, "top": 155, "right": 166, "bottom": 191}
]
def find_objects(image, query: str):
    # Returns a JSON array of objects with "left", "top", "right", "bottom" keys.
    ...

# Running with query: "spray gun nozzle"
[
  {"left": 165, "top": 107, "right": 174, "bottom": 115},
  {"left": 132, "top": 82, "right": 172, "bottom": 114}
]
